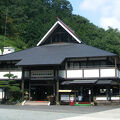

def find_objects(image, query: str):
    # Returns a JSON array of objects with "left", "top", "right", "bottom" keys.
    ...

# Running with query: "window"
[
  {"left": 81, "top": 62, "right": 86, "bottom": 67},
  {"left": 70, "top": 62, "right": 74, "bottom": 69},
  {"left": 94, "top": 61, "right": 100, "bottom": 66},
  {"left": 73, "top": 62, "right": 79, "bottom": 69},
  {"left": 100, "top": 61, "right": 106, "bottom": 66},
  {"left": 87, "top": 62, "right": 93, "bottom": 66}
]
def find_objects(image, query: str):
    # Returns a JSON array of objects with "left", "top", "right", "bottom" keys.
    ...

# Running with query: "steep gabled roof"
[{"left": 37, "top": 18, "right": 82, "bottom": 46}]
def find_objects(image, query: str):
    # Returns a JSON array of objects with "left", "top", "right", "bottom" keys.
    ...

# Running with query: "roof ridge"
[
  {"left": 56, "top": 17, "right": 75, "bottom": 34},
  {"left": 56, "top": 17, "right": 84, "bottom": 44}
]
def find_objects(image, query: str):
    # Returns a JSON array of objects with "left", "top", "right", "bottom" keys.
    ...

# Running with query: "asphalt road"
[{"left": 0, "top": 105, "right": 119, "bottom": 120}]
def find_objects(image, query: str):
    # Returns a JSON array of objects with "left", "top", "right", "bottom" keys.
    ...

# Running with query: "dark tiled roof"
[{"left": 0, "top": 43, "right": 116, "bottom": 66}]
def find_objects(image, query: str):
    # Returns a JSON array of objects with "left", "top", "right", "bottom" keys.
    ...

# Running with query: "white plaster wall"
[
  {"left": 0, "top": 49, "right": 2, "bottom": 55},
  {"left": 100, "top": 68, "right": 115, "bottom": 77},
  {"left": 96, "top": 96, "right": 120, "bottom": 101},
  {"left": 60, "top": 68, "right": 117, "bottom": 79},
  {"left": 0, "top": 71, "right": 9, "bottom": 79},
  {"left": 0, "top": 88, "right": 4, "bottom": 99},
  {"left": 84, "top": 69, "right": 99, "bottom": 78},
  {"left": 67, "top": 70, "right": 82, "bottom": 78},
  {"left": 11, "top": 71, "right": 22, "bottom": 79},
  {"left": 0, "top": 71, "right": 22, "bottom": 79}
]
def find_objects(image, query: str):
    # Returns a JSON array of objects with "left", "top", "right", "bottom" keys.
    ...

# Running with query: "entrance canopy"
[
  {"left": 61, "top": 79, "right": 117, "bottom": 86},
  {"left": 61, "top": 80, "right": 97, "bottom": 85},
  {"left": 96, "top": 80, "right": 113, "bottom": 85}
]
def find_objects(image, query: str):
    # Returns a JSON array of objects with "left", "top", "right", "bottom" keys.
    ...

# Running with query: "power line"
[{"left": 3, "top": 8, "right": 8, "bottom": 48}]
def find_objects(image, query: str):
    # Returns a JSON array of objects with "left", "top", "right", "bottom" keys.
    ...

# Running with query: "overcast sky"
[{"left": 68, "top": 0, "right": 120, "bottom": 30}]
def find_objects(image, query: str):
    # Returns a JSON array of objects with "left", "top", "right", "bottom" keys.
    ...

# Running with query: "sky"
[{"left": 68, "top": 0, "right": 120, "bottom": 30}]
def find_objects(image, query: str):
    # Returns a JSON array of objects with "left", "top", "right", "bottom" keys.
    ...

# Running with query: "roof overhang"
[
  {"left": 61, "top": 80, "right": 97, "bottom": 85},
  {"left": 96, "top": 80, "right": 112, "bottom": 85}
]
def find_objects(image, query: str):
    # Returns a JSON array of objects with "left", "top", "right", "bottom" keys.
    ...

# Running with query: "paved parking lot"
[
  {"left": 0, "top": 105, "right": 119, "bottom": 114},
  {"left": 0, "top": 105, "right": 120, "bottom": 120},
  {"left": 0, "top": 108, "right": 78, "bottom": 120}
]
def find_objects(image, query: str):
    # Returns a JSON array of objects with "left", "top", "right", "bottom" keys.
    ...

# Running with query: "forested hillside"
[
  {"left": 0, "top": 35, "right": 26, "bottom": 51},
  {"left": 0, "top": 0, "right": 120, "bottom": 55}
]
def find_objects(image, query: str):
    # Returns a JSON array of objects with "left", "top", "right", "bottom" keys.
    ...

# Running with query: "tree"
[
  {"left": 0, "top": 35, "right": 27, "bottom": 52},
  {"left": 0, "top": 73, "right": 21, "bottom": 103}
]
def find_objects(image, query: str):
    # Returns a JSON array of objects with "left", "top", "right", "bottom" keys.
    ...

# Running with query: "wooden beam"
[
  {"left": 21, "top": 68, "right": 25, "bottom": 100},
  {"left": 56, "top": 78, "right": 59, "bottom": 105},
  {"left": 29, "top": 69, "right": 31, "bottom": 100},
  {"left": 55, "top": 67, "right": 60, "bottom": 105},
  {"left": 82, "top": 68, "right": 84, "bottom": 78},
  {"left": 53, "top": 84, "right": 56, "bottom": 96},
  {"left": 2, "top": 88, "right": 4, "bottom": 101},
  {"left": 99, "top": 67, "right": 101, "bottom": 78},
  {"left": 115, "top": 57, "right": 117, "bottom": 78}
]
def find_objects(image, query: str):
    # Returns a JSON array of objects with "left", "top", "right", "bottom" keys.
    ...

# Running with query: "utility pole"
[{"left": 3, "top": 8, "right": 8, "bottom": 54}]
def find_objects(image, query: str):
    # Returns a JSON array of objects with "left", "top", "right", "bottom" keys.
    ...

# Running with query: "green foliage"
[
  {"left": 0, "top": 0, "right": 120, "bottom": 56},
  {"left": 9, "top": 86, "right": 20, "bottom": 92},
  {"left": 0, "top": 0, "right": 72, "bottom": 47},
  {"left": 0, "top": 73, "right": 21, "bottom": 103},
  {"left": 4, "top": 73, "right": 14, "bottom": 79},
  {"left": 0, "top": 35, "right": 27, "bottom": 51},
  {"left": 63, "top": 15, "right": 120, "bottom": 56}
]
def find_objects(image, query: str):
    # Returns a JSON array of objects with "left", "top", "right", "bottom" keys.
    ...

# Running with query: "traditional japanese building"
[{"left": 0, "top": 18, "right": 120, "bottom": 105}]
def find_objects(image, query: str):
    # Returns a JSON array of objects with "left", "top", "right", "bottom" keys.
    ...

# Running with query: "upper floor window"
[{"left": 67, "top": 60, "right": 113, "bottom": 69}]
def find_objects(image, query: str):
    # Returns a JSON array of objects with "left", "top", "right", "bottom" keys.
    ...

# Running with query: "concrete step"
[{"left": 25, "top": 101, "right": 50, "bottom": 106}]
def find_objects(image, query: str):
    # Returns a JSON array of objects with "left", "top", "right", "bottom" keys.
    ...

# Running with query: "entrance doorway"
[
  {"left": 31, "top": 86, "right": 54, "bottom": 101},
  {"left": 82, "top": 88, "right": 89, "bottom": 102},
  {"left": 76, "top": 87, "right": 93, "bottom": 102}
]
